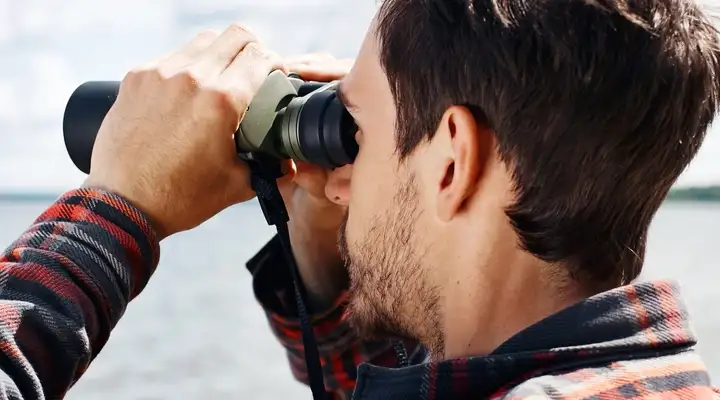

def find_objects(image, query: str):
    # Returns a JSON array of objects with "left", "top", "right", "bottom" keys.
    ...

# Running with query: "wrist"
[{"left": 82, "top": 176, "right": 168, "bottom": 240}]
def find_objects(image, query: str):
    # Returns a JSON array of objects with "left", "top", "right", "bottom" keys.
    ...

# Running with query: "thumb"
[
  {"left": 276, "top": 159, "right": 298, "bottom": 203},
  {"left": 276, "top": 159, "right": 297, "bottom": 188},
  {"left": 293, "top": 161, "right": 330, "bottom": 198}
]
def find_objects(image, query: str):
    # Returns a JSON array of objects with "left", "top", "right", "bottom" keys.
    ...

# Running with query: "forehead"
[{"left": 342, "top": 22, "right": 384, "bottom": 99}]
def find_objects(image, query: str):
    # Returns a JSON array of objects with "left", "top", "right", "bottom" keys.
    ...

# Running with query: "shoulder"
[{"left": 491, "top": 350, "right": 719, "bottom": 399}]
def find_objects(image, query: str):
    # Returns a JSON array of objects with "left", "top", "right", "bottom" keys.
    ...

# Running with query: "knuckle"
[
  {"left": 167, "top": 68, "right": 203, "bottom": 89},
  {"left": 123, "top": 67, "right": 145, "bottom": 83},
  {"left": 191, "top": 29, "right": 219, "bottom": 47},
  {"left": 227, "top": 22, "right": 255, "bottom": 40},
  {"left": 123, "top": 65, "right": 160, "bottom": 88},
  {"left": 156, "top": 65, "right": 174, "bottom": 80},
  {"left": 244, "top": 42, "right": 266, "bottom": 59},
  {"left": 122, "top": 63, "right": 209, "bottom": 93},
  {"left": 245, "top": 44, "right": 278, "bottom": 71},
  {"left": 196, "top": 29, "right": 219, "bottom": 41},
  {"left": 205, "top": 86, "right": 239, "bottom": 117}
]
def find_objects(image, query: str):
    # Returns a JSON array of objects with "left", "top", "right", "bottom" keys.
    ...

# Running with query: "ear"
[{"left": 435, "top": 105, "right": 486, "bottom": 222}]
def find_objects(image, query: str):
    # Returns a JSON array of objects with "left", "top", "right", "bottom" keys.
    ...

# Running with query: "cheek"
[
  {"left": 347, "top": 150, "right": 396, "bottom": 242},
  {"left": 346, "top": 112, "right": 398, "bottom": 241}
]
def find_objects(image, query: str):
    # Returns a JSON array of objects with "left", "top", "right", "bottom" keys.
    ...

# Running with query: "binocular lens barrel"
[
  {"left": 62, "top": 79, "right": 358, "bottom": 174},
  {"left": 63, "top": 81, "right": 119, "bottom": 174}
]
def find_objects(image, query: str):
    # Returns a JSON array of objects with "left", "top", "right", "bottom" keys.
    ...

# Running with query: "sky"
[{"left": 0, "top": 0, "right": 717, "bottom": 192}]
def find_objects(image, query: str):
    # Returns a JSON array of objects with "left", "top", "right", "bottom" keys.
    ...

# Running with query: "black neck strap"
[{"left": 245, "top": 153, "right": 329, "bottom": 400}]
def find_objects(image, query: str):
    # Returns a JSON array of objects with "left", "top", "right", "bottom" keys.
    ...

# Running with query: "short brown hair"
[{"left": 375, "top": 0, "right": 720, "bottom": 290}]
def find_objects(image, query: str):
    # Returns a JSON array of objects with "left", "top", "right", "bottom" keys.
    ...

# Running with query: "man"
[
  {"left": 0, "top": 1, "right": 717, "bottom": 400},
  {"left": 251, "top": 0, "right": 720, "bottom": 399}
]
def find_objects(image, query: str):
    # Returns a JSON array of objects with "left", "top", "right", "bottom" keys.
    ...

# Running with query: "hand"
[
  {"left": 278, "top": 53, "right": 354, "bottom": 309},
  {"left": 83, "top": 25, "right": 284, "bottom": 239}
]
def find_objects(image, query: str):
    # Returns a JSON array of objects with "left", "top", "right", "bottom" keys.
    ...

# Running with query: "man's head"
[{"left": 330, "top": 0, "right": 720, "bottom": 357}]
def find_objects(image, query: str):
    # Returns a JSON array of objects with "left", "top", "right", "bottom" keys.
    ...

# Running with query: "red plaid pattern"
[{"left": 0, "top": 188, "right": 159, "bottom": 399}]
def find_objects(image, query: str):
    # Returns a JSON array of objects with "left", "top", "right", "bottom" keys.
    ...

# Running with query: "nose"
[{"left": 325, "top": 164, "right": 352, "bottom": 206}]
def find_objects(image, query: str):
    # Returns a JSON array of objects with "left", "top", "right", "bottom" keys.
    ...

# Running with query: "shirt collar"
[{"left": 353, "top": 280, "right": 698, "bottom": 399}]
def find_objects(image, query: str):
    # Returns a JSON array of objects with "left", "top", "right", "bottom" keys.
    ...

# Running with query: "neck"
[{"left": 427, "top": 221, "right": 586, "bottom": 361}]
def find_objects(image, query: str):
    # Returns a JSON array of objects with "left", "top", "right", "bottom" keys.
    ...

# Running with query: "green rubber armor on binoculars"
[{"left": 235, "top": 70, "right": 356, "bottom": 168}]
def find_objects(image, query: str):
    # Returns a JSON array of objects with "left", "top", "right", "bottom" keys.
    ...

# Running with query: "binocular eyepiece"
[{"left": 62, "top": 70, "right": 359, "bottom": 174}]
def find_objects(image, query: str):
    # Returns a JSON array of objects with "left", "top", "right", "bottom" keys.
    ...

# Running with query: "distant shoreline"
[
  {"left": 0, "top": 193, "right": 59, "bottom": 203},
  {"left": 1, "top": 186, "right": 719, "bottom": 204},
  {"left": 665, "top": 186, "right": 720, "bottom": 202}
]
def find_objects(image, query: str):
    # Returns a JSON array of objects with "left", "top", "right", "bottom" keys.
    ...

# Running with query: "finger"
[
  {"left": 277, "top": 160, "right": 298, "bottom": 200},
  {"left": 293, "top": 161, "right": 330, "bottom": 198},
  {"left": 283, "top": 159, "right": 297, "bottom": 175},
  {"left": 276, "top": 159, "right": 297, "bottom": 183},
  {"left": 286, "top": 59, "right": 354, "bottom": 82},
  {"left": 162, "top": 29, "right": 219, "bottom": 69},
  {"left": 193, "top": 23, "right": 258, "bottom": 76},
  {"left": 217, "top": 42, "right": 285, "bottom": 116},
  {"left": 294, "top": 160, "right": 324, "bottom": 176},
  {"left": 286, "top": 65, "right": 343, "bottom": 82}
]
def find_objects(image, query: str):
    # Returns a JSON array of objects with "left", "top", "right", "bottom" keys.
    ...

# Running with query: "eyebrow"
[{"left": 336, "top": 82, "right": 360, "bottom": 113}]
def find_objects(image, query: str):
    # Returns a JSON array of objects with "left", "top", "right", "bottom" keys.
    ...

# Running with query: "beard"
[{"left": 337, "top": 173, "right": 443, "bottom": 355}]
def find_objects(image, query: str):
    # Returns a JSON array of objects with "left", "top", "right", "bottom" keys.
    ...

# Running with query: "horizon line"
[{"left": 0, "top": 184, "right": 717, "bottom": 203}]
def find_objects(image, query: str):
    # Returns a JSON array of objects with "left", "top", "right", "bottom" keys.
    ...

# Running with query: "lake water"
[{"left": 0, "top": 200, "right": 718, "bottom": 399}]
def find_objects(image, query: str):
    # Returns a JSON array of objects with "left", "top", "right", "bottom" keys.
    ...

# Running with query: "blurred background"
[{"left": 0, "top": 0, "right": 718, "bottom": 398}]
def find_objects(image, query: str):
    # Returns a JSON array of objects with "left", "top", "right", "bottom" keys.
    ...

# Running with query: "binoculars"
[{"left": 62, "top": 70, "right": 359, "bottom": 174}]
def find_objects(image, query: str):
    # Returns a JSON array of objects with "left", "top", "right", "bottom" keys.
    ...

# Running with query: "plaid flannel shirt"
[
  {"left": 0, "top": 188, "right": 716, "bottom": 399},
  {"left": 0, "top": 189, "right": 159, "bottom": 399},
  {"left": 248, "top": 235, "right": 720, "bottom": 399}
]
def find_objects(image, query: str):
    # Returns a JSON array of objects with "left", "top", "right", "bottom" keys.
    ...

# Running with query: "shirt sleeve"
[
  {"left": 246, "top": 234, "right": 420, "bottom": 399},
  {"left": 0, "top": 188, "right": 160, "bottom": 399}
]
